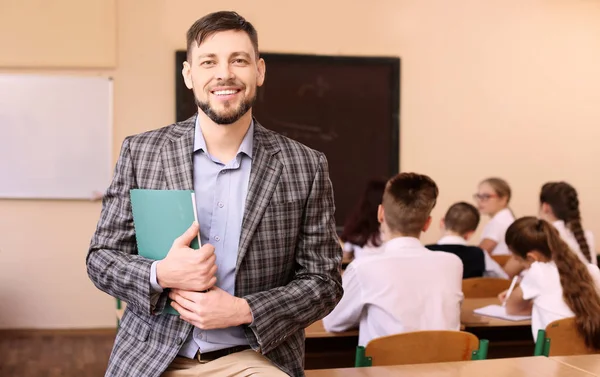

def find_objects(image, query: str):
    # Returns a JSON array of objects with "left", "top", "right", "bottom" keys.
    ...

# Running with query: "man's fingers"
[
  {"left": 170, "top": 301, "right": 197, "bottom": 323},
  {"left": 196, "top": 244, "right": 216, "bottom": 261},
  {"left": 173, "top": 222, "right": 200, "bottom": 247}
]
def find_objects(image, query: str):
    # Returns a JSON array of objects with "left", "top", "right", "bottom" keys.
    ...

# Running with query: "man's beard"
[{"left": 196, "top": 91, "right": 256, "bottom": 125}]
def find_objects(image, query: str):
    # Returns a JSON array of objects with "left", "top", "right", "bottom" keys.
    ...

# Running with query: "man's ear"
[
  {"left": 377, "top": 204, "right": 384, "bottom": 224},
  {"left": 423, "top": 216, "right": 433, "bottom": 232},
  {"left": 256, "top": 57, "right": 266, "bottom": 87},
  {"left": 182, "top": 60, "right": 193, "bottom": 90},
  {"left": 463, "top": 230, "right": 475, "bottom": 241},
  {"left": 439, "top": 218, "right": 445, "bottom": 231}
]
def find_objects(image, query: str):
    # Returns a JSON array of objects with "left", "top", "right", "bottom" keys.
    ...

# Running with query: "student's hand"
[
  {"left": 156, "top": 222, "right": 217, "bottom": 291},
  {"left": 169, "top": 287, "right": 253, "bottom": 329},
  {"left": 497, "top": 289, "right": 508, "bottom": 303}
]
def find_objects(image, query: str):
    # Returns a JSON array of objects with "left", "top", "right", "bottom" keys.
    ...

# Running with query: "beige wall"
[{"left": 1, "top": 0, "right": 600, "bottom": 328}]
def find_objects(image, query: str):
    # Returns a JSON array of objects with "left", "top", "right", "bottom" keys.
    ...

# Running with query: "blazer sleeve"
[
  {"left": 243, "top": 153, "right": 344, "bottom": 354},
  {"left": 86, "top": 137, "right": 169, "bottom": 315}
]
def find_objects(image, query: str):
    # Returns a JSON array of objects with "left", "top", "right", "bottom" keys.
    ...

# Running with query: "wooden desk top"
[
  {"left": 305, "top": 356, "right": 592, "bottom": 377},
  {"left": 305, "top": 320, "right": 358, "bottom": 339},
  {"left": 551, "top": 355, "right": 600, "bottom": 375},
  {"left": 305, "top": 297, "right": 531, "bottom": 339},
  {"left": 461, "top": 298, "right": 531, "bottom": 328}
]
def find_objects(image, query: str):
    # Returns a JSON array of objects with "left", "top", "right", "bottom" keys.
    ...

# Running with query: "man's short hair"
[
  {"left": 382, "top": 173, "right": 438, "bottom": 235},
  {"left": 443, "top": 202, "right": 480, "bottom": 235},
  {"left": 186, "top": 11, "right": 259, "bottom": 61}
]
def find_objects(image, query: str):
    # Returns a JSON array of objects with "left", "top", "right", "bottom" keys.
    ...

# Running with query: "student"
[
  {"left": 501, "top": 217, "right": 600, "bottom": 348},
  {"left": 539, "top": 181, "right": 596, "bottom": 265},
  {"left": 323, "top": 173, "right": 463, "bottom": 346},
  {"left": 426, "top": 202, "right": 509, "bottom": 279},
  {"left": 340, "top": 178, "right": 387, "bottom": 261},
  {"left": 474, "top": 177, "right": 515, "bottom": 255}
]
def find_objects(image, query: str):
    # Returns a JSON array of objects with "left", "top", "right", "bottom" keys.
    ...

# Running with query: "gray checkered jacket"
[{"left": 86, "top": 116, "right": 343, "bottom": 376}]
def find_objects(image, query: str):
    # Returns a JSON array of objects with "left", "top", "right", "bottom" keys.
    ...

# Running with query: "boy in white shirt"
[
  {"left": 323, "top": 173, "right": 464, "bottom": 346},
  {"left": 426, "top": 202, "right": 509, "bottom": 279}
]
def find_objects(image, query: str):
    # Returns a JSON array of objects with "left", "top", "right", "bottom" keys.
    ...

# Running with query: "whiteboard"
[{"left": 0, "top": 74, "right": 112, "bottom": 199}]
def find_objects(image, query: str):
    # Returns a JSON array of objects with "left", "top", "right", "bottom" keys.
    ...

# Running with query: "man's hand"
[
  {"left": 169, "top": 287, "right": 253, "bottom": 329},
  {"left": 156, "top": 222, "right": 217, "bottom": 291}
]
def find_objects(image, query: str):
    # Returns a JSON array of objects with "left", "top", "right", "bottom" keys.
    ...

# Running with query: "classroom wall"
[{"left": 1, "top": 0, "right": 599, "bottom": 328}]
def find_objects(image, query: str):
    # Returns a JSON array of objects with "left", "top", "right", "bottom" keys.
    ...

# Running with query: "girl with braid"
[
  {"left": 501, "top": 217, "right": 600, "bottom": 347},
  {"left": 539, "top": 181, "right": 597, "bottom": 265}
]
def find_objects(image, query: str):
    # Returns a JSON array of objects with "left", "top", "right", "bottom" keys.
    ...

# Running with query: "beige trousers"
[{"left": 160, "top": 349, "right": 289, "bottom": 377}]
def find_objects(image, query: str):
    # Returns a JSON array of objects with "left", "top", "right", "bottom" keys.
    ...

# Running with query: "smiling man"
[{"left": 86, "top": 11, "right": 343, "bottom": 377}]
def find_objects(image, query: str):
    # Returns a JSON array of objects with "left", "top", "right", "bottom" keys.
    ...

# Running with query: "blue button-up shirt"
[{"left": 150, "top": 117, "right": 253, "bottom": 357}]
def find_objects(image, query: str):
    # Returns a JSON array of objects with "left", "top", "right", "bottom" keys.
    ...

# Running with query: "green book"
[{"left": 130, "top": 189, "right": 201, "bottom": 315}]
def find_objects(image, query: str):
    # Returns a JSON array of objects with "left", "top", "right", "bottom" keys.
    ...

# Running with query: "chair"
[
  {"left": 462, "top": 277, "right": 512, "bottom": 298},
  {"left": 534, "top": 317, "right": 600, "bottom": 356},
  {"left": 355, "top": 331, "right": 489, "bottom": 367},
  {"left": 491, "top": 255, "right": 511, "bottom": 267}
]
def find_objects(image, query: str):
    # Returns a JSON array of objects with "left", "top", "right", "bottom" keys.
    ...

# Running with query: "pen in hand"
[{"left": 502, "top": 275, "right": 519, "bottom": 307}]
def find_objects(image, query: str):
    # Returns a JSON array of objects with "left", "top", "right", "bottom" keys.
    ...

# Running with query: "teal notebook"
[{"left": 130, "top": 189, "right": 201, "bottom": 315}]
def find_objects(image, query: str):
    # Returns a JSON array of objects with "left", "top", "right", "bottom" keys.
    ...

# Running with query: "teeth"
[{"left": 213, "top": 90, "right": 237, "bottom": 96}]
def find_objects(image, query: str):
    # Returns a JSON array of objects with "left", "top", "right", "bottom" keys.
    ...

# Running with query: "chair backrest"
[
  {"left": 462, "top": 277, "right": 512, "bottom": 298},
  {"left": 364, "top": 331, "right": 480, "bottom": 366},
  {"left": 542, "top": 317, "right": 600, "bottom": 356},
  {"left": 491, "top": 255, "right": 511, "bottom": 267}
]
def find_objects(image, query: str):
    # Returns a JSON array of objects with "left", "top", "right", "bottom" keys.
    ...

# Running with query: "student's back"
[
  {"left": 425, "top": 243, "right": 485, "bottom": 278},
  {"left": 428, "top": 202, "right": 508, "bottom": 279},
  {"left": 521, "top": 261, "right": 600, "bottom": 340},
  {"left": 323, "top": 173, "right": 463, "bottom": 346},
  {"left": 504, "top": 217, "right": 600, "bottom": 350},
  {"left": 338, "top": 238, "right": 463, "bottom": 346}
]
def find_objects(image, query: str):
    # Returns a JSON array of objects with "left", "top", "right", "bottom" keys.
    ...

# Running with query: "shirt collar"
[
  {"left": 438, "top": 235, "right": 468, "bottom": 246},
  {"left": 383, "top": 237, "right": 426, "bottom": 251},
  {"left": 193, "top": 116, "right": 254, "bottom": 159},
  {"left": 552, "top": 219, "right": 565, "bottom": 230}
]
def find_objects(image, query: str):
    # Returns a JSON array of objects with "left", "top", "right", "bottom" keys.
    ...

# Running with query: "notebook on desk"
[{"left": 474, "top": 305, "right": 532, "bottom": 321}]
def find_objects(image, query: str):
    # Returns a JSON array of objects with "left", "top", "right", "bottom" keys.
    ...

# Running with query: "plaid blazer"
[{"left": 86, "top": 116, "right": 343, "bottom": 377}]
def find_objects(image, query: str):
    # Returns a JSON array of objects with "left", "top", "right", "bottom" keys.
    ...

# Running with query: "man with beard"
[{"left": 86, "top": 11, "right": 343, "bottom": 377}]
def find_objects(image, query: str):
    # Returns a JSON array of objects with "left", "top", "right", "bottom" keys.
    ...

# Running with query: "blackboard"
[{"left": 175, "top": 52, "right": 400, "bottom": 227}]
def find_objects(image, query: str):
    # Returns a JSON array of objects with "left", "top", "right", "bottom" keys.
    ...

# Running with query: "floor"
[{"left": 0, "top": 329, "right": 116, "bottom": 377}]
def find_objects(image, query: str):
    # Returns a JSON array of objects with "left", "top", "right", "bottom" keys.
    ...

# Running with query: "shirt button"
[
  {"left": 214, "top": 235, "right": 221, "bottom": 241},
  {"left": 218, "top": 202, "right": 224, "bottom": 208},
  {"left": 176, "top": 337, "right": 183, "bottom": 345},
  {"left": 220, "top": 170, "right": 227, "bottom": 174}
]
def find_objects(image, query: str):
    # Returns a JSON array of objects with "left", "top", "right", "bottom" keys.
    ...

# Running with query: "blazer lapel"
[
  {"left": 236, "top": 122, "right": 282, "bottom": 271},
  {"left": 160, "top": 115, "right": 196, "bottom": 190}
]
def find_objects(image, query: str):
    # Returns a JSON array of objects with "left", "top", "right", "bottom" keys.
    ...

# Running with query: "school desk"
[
  {"left": 461, "top": 297, "right": 534, "bottom": 359},
  {"left": 305, "top": 297, "right": 534, "bottom": 369},
  {"left": 305, "top": 356, "right": 592, "bottom": 377},
  {"left": 551, "top": 355, "right": 600, "bottom": 375}
]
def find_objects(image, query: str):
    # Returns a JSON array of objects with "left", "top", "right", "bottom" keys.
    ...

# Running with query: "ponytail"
[
  {"left": 565, "top": 189, "right": 592, "bottom": 263},
  {"left": 540, "top": 221, "right": 600, "bottom": 349},
  {"left": 540, "top": 181, "right": 592, "bottom": 263}
]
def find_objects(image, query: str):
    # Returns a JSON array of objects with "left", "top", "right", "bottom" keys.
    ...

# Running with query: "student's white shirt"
[
  {"left": 323, "top": 237, "right": 463, "bottom": 346},
  {"left": 552, "top": 220, "right": 597, "bottom": 265},
  {"left": 343, "top": 241, "right": 383, "bottom": 260},
  {"left": 438, "top": 235, "right": 509, "bottom": 279},
  {"left": 520, "top": 261, "right": 600, "bottom": 341},
  {"left": 481, "top": 208, "right": 515, "bottom": 255}
]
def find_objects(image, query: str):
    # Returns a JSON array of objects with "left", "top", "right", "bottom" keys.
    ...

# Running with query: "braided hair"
[{"left": 540, "top": 182, "right": 592, "bottom": 263}]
